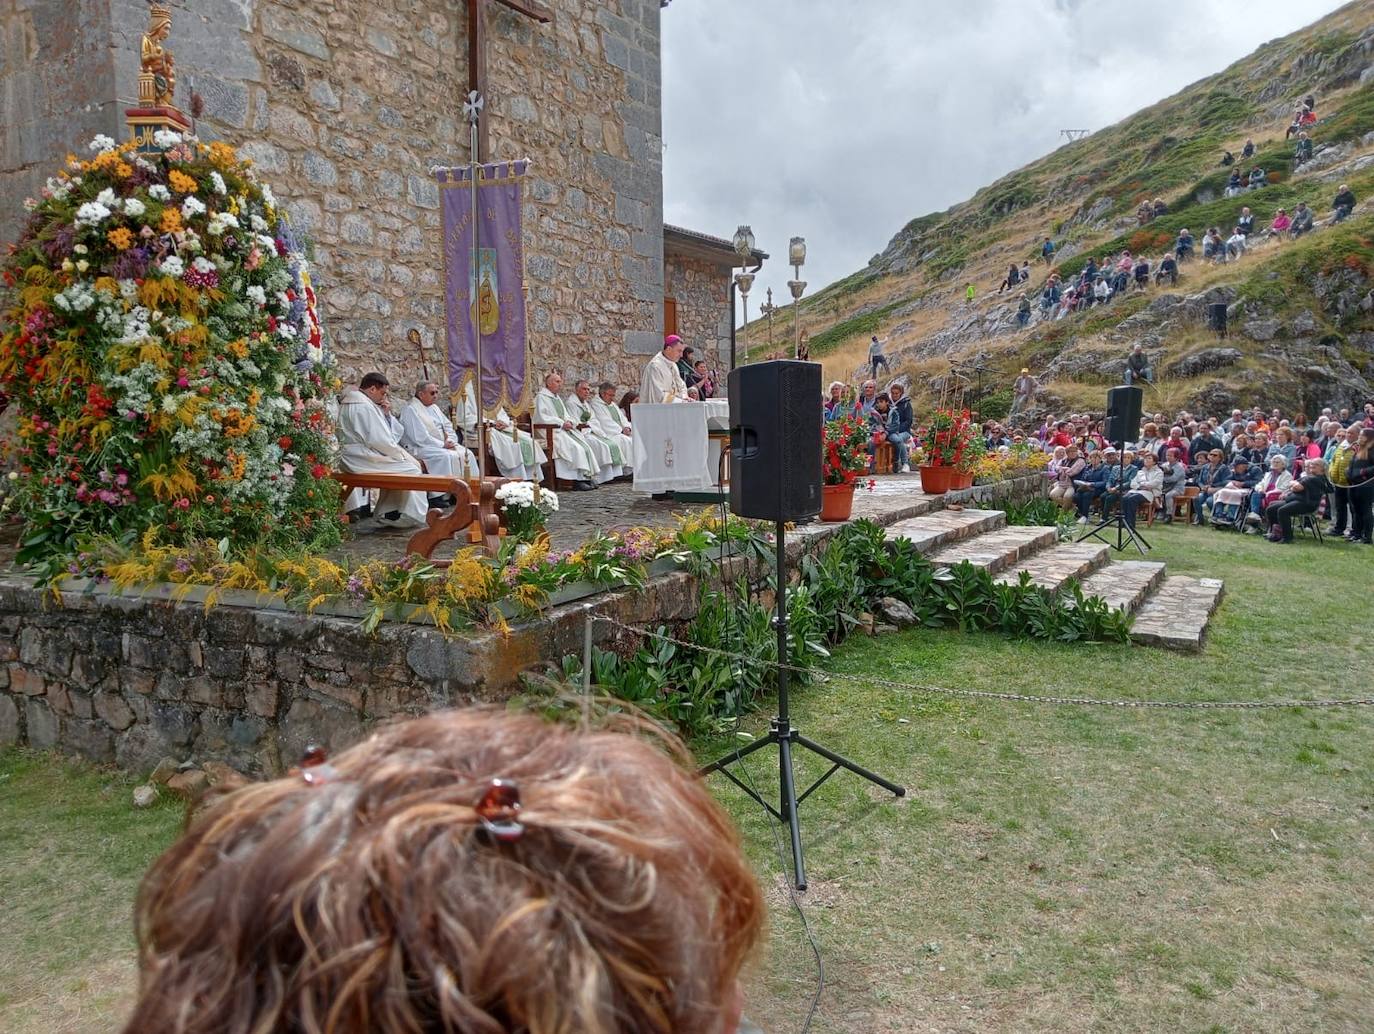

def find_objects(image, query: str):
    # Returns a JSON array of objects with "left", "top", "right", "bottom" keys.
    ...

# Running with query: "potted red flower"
[
  {"left": 821, "top": 416, "right": 873, "bottom": 521},
  {"left": 916, "top": 408, "right": 983, "bottom": 494}
]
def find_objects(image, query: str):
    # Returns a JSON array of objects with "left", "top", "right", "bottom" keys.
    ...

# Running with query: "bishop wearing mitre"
[
  {"left": 398, "top": 380, "right": 480, "bottom": 482},
  {"left": 453, "top": 379, "right": 546, "bottom": 481},
  {"left": 534, "top": 371, "right": 612, "bottom": 490},
  {"left": 336, "top": 372, "right": 429, "bottom": 529},
  {"left": 639, "top": 334, "right": 694, "bottom": 404}
]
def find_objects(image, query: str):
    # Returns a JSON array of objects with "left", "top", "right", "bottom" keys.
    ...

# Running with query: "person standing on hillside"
[
  {"left": 868, "top": 334, "right": 891, "bottom": 380},
  {"left": 1294, "top": 132, "right": 1313, "bottom": 167},
  {"left": 964, "top": 282, "right": 976, "bottom": 305},
  {"left": 1041, "top": 237, "right": 1055, "bottom": 265},
  {"left": 1010, "top": 367, "right": 1038, "bottom": 417}
]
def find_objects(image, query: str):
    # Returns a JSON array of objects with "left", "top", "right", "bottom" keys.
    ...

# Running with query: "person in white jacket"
[
  {"left": 589, "top": 381, "right": 633, "bottom": 474},
  {"left": 336, "top": 372, "right": 428, "bottom": 529},
  {"left": 452, "top": 380, "right": 546, "bottom": 482},
  {"left": 398, "top": 381, "right": 480, "bottom": 484},
  {"left": 1120, "top": 452, "right": 1164, "bottom": 531},
  {"left": 533, "top": 371, "right": 609, "bottom": 490}
]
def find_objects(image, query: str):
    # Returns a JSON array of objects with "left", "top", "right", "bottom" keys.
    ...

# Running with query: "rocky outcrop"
[{"left": 1167, "top": 348, "right": 1244, "bottom": 378}]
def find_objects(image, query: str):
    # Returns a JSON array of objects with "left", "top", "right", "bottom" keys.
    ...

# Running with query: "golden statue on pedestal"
[{"left": 139, "top": 2, "right": 177, "bottom": 107}]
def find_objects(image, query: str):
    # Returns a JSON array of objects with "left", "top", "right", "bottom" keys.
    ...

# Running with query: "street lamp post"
[
  {"left": 733, "top": 225, "right": 755, "bottom": 364},
  {"left": 788, "top": 236, "right": 807, "bottom": 359}
]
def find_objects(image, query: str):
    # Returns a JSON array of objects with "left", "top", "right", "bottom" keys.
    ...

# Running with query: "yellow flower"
[
  {"left": 207, "top": 141, "right": 238, "bottom": 169},
  {"left": 113, "top": 161, "right": 133, "bottom": 180},
  {"left": 227, "top": 338, "right": 249, "bottom": 359},
  {"left": 168, "top": 170, "right": 198, "bottom": 195},
  {"left": 160, "top": 208, "right": 183, "bottom": 233},
  {"left": 107, "top": 227, "right": 135, "bottom": 251}
]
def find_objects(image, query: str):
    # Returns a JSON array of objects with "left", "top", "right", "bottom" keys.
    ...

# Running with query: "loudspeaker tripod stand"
[
  {"left": 1077, "top": 451, "right": 1152, "bottom": 556},
  {"left": 700, "top": 519, "right": 906, "bottom": 891}
]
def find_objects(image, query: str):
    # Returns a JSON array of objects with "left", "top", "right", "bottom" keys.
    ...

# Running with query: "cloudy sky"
[{"left": 661, "top": 0, "right": 1346, "bottom": 309}]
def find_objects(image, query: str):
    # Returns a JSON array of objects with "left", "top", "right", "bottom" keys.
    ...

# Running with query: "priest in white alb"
[
  {"left": 453, "top": 379, "right": 546, "bottom": 481},
  {"left": 589, "top": 381, "right": 633, "bottom": 473},
  {"left": 336, "top": 372, "right": 429, "bottom": 529},
  {"left": 639, "top": 334, "right": 694, "bottom": 405},
  {"left": 399, "top": 380, "right": 480, "bottom": 485},
  {"left": 569, "top": 378, "right": 627, "bottom": 478},
  {"left": 534, "top": 371, "right": 607, "bottom": 490}
]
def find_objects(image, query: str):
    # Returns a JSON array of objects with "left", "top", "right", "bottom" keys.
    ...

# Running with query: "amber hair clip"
[{"left": 475, "top": 778, "right": 524, "bottom": 843}]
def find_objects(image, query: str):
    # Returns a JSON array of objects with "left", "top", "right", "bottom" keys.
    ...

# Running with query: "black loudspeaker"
[
  {"left": 1104, "top": 384, "right": 1144, "bottom": 447},
  {"left": 729, "top": 360, "right": 822, "bottom": 521},
  {"left": 1208, "top": 302, "right": 1228, "bottom": 337}
]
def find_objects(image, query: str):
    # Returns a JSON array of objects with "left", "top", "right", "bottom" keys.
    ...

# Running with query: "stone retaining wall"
[{"left": 0, "top": 475, "right": 1045, "bottom": 774}]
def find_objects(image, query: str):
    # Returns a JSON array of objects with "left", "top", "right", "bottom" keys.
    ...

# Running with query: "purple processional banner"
[{"left": 435, "top": 160, "right": 529, "bottom": 413}]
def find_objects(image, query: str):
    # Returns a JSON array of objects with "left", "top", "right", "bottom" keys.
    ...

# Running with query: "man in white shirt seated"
[
  {"left": 399, "top": 381, "right": 480, "bottom": 499},
  {"left": 336, "top": 372, "right": 429, "bottom": 530},
  {"left": 590, "top": 381, "right": 633, "bottom": 474},
  {"left": 452, "top": 379, "right": 545, "bottom": 481},
  {"left": 568, "top": 378, "right": 628, "bottom": 479},
  {"left": 533, "top": 371, "right": 611, "bottom": 490}
]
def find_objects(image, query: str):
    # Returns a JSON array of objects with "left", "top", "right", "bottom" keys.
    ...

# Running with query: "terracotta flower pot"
[
  {"left": 820, "top": 482, "right": 856, "bottom": 522},
  {"left": 918, "top": 465, "right": 974, "bottom": 494}
]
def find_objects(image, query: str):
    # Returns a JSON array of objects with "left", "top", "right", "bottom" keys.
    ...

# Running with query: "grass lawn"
[
  {"left": 713, "top": 523, "right": 1374, "bottom": 1033},
  {"left": 2, "top": 524, "right": 1371, "bottom": 1032}
]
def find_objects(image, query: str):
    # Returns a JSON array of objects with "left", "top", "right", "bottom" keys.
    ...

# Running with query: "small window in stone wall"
[{"left": 664, "top": 297, "right": 678, "bottom": 338}]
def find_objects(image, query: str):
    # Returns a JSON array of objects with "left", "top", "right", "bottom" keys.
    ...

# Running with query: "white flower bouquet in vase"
[{"left": 494, "top": 481, "right": 558, "bottom": 543}]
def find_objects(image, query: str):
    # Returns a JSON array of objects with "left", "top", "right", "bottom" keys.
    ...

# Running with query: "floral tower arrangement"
[{"left": 0, "top": 129, "right": 342, "bottom": 574}]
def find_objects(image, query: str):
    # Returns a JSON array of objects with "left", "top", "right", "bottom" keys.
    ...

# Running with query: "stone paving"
[
  {"left": 994, "top": 541, "right": 1111, "bottom": 590},
  {"left": 1129, "top": 575, "right": 1226, "bottom": 651},
  {"left": 926, "top": 524, "right": 1061, "bottom": 575},
  {"left": 1078, "top": 560, "right": 1168, "bottom": 613}
]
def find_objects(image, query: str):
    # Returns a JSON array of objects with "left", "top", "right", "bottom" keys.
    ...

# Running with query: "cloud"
[{"left": 662, "top": 0, "right": 1345, "bottom": 318}]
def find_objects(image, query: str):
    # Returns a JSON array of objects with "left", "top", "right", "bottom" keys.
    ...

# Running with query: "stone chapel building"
[{"left": 0, "top": 0, "right": 760, "bottom": 396}]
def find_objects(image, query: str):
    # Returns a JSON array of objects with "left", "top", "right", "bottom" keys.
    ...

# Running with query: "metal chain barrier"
[{"left": 593, "top": 615, "right": 1374, "bottom": 711}]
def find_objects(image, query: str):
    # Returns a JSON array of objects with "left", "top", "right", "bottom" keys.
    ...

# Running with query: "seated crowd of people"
[
  {"left": 1033, "top": 403, "right": 1374, "bottom": 544},
  {"left": 825, "top": 377, "right": 916, "bottom": 473}
]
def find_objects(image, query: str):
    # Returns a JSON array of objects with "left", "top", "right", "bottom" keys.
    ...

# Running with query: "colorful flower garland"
[{"left": 0, "top": 132, "right": 342, "bottom": 572}]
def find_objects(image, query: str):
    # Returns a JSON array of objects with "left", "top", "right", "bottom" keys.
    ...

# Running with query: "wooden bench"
[{"left": 332, "top": 472, "right": 503, "bottom": 560}]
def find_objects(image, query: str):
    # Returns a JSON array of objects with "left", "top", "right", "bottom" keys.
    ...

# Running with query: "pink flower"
[
  {"left": 115, "top": 471, "right": 128, "bottom": 487},
  {"left": 176, "top": 376, "right": 190, "bottom": 388},
  {"left": 173, "top": 497, "right": 191, "bottom": 510},
  {"left": 282, "top": 462, "right": 295, "bottom": 477}
]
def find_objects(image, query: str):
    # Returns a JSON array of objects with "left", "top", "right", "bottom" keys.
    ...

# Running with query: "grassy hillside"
[{"left": 742, "top": 2, "right": 1374, "bottom": 418}]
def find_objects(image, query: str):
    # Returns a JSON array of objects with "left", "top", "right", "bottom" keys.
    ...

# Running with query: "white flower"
[
  {"left": 192, "top": 256, "right": 215, "bottom": 274},
  {"left": 123, "top": 197, "right": 146, "bottom": 218},
  {"left": 22, "top": 197, "right": 38, "bottom": 211},
  {"left": 161, "top": 395, "right": 182, "bottom": 414},
  {"left": 181, "top": 196, "right": 206, "bottom": 218},
  {"left": 207, "top": 211, "right": 240, "bottom": 236},
  {"left": 256, "top": 233, "right": 278, "bottom": 252},
  {"left": 96, "top": 187, "right": 117, "bottom": 207},
  {"left": 148, "top": 184, "right": 171, "bottom": 201},
  {"left": 278, "top": 322, "right": 297, "bottom": 339},
  {"left": 88, "top": 134, "right": 116, "bottom": 154},
  {"left": 119, "top": 280, "right": 140, "bottom": 302},
  {"left": 76, "top": 259, "right": 90, "bottom": 273},
  {"left": 210, "top": 171, "right": 227, "bottom": 195},
  {"left": 152, "top": 129, "right": 183, "bottom": 149},
  {"left": 158, "top": 255, "right": 185, "bottom": 277},
  {"left": 250, "top": 214, "right": 268, "bottom": 232},
  {"left": 74, "top": 244, "right": 88, "bottom": 255},
  {"left": 245, "top": 285, "right": 267, "bottom": 306},
  {"left": 7, "top": 471, "right": 18, "bottom": 481},
  {"left": 260, "top": 184, "right": 277, "bottom": 209},
  {"left": 74, "top": 201, "right": 112, "bottom": 228}
]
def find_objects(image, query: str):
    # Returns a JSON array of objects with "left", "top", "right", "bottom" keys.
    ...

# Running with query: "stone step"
[
  {"left": 993, "top": 541, "right": 1111, "bottom": 591},
  {"left": 885, "top": 508, "right": 1005, "bottom": 555},
  {"left": 1128, "top": 575, "right": 1226, "bottom": 652},
  {"left": 926, "top": 525, "right": 1061, "bottom": 576},
  {"left": 1076, "top": 560, "right": 1168, "bottom": 613}
]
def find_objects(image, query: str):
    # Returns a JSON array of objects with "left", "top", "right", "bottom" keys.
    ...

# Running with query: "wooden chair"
[
  {"left": 1173, "top": 485, "right": 1201, "bottom": 522},
  {"left": 331, "top": 472, "right": 502, "bottom": 560},
  {"left": 873, "top": 441, "right": 896, "bottom": 475},
  {"left": 515, "top": 412, "right": 562, "bottom": 490}
]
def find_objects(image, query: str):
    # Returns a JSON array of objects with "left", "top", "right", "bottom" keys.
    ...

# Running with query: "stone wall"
[
  {"left": 2, "top": 0, "right": 663, "bottom": 398},
  {"left": 664, "top": 251, "right": 731, "bottom": 371},
  {"left": 0, "top": 566, "right": 703, "bottom": 776},
  {"left": 0, "top": 0, "right": 117, "bottom": 246}
]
